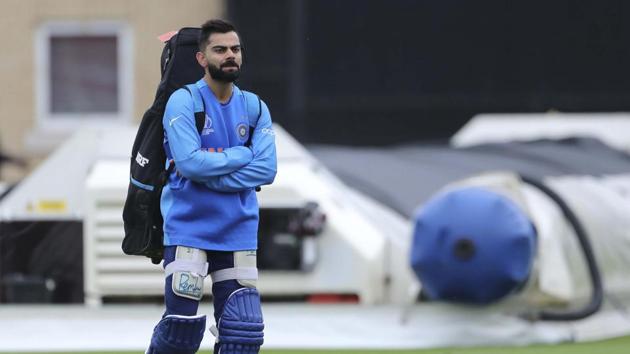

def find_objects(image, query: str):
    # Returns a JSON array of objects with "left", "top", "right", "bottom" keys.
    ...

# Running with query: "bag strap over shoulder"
[
  {"left": 242, "top": 90, "right": 262, "bottom": 125},
  {"left": 183, "top": 84, "right": 206, "bottom": 134},
  {"left": 242, "top": 90, "right": 262, "bottom": 147}
]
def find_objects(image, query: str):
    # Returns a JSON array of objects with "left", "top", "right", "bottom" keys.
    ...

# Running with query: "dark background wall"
[{"left": 228, "top": 0, "right": 630, "bottom": 145}]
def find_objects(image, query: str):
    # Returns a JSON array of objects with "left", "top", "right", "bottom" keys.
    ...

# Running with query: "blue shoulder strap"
[
  {"left": 242, "top": 90, "right": 262, "bottom": 126},
  {"left": 183, "top": 84, "right": 206, "bottom": 134},
  {"left": 184, "top": 84, "right": 204, "bottom": 113},
  {"left": 242, "top": 91, "right": 261, "bottom": 147}
]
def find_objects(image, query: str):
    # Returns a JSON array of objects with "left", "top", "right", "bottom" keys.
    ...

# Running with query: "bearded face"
[
  {"left": 207, "top": 59, "right": 240, "bottom": 83},
  {"left": 198, "top": 31, "right": 243, "bottom": 83}
]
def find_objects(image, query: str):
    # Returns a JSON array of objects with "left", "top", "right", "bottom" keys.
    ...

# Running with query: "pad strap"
[
  {"left": 165, "top": 259, "right": 209, "bottom": 278},
  {"left": 210, "top": 267, "right": 258, "bottom": 283}
]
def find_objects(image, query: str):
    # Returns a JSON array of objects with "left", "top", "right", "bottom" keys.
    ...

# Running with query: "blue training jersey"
[{"left": 161, "top": 79, "right": 277, "bottom": 251}]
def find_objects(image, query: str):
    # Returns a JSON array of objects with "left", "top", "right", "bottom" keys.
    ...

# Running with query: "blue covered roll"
[{"left": 410, "top": 187, "right": 536, "bottom": 304}]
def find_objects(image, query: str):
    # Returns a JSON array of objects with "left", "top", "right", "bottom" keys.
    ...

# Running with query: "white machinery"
[{"left": 0, "top": 125, "right": 409, "bottom": 306}]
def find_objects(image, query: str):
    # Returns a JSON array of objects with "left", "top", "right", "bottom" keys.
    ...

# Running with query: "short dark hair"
[{"left": 198, "top": 19, "right": 239, "bottom": 51}]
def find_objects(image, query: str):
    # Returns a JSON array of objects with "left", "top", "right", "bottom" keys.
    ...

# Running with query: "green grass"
[{"left": 2, "top": 335, "right": 630, "bottom": 354}]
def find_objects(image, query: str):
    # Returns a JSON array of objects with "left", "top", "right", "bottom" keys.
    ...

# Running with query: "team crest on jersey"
[
  {"left": 202, "top": 114, "right": 214, "bottom": 135},
  {"left": 236, "top": 123, "right": 248, "bottom": 140}
]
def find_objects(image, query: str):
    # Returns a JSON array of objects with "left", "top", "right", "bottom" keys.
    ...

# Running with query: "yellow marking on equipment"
[{"left": 35, "top": 200, "right": 67, "bottom": 213}]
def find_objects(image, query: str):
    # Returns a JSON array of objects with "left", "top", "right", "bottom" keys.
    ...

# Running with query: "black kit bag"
[{"left": 122, "top": 28, "right": 206, "bottom": 264}]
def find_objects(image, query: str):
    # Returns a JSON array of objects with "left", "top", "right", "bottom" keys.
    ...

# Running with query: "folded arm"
[
  {"left": 164, "top": 89, "right": 253, "bottom": 182},
  {"left": 205, "top": 100, "right": 277, "bottom": 192}
]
